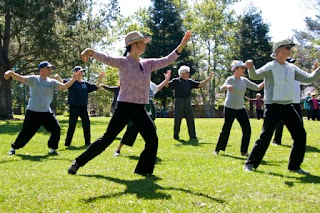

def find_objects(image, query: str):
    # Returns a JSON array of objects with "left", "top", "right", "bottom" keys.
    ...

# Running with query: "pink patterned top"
[{"left": 92, "top": 50, "right": 179, "bottom": 104}]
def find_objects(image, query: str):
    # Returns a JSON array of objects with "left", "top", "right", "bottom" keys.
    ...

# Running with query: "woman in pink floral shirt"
[{"left": 68, "top": 30, "right": 192, "bottom": 176}]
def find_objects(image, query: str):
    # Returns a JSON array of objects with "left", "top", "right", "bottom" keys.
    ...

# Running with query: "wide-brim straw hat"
[{"left": 125, "top": 31, "right": 152, "bottom": 47}]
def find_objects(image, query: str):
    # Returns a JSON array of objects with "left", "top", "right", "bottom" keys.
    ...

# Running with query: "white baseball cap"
[{"left": 270, "top": 39, "right": 295, "bottom": 58}]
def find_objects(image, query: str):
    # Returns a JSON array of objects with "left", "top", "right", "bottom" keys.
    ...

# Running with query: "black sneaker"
[
  {"left": 68, "top": 160, "right": 80, "bottom": 175},
  {"left": 8, "top": 148, "right": 15, "bottom": 155}
]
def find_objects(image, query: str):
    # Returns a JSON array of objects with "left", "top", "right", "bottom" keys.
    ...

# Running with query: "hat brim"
[
  {"left": 47, "top": 65, "right": 55, "bottom": 69},
  {"left": 126, "top": 36, "right": 152, "bottom": 47}
]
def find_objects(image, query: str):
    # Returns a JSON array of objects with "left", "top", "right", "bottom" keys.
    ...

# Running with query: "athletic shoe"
[
  {"left": 241, "top": 152, "right": 249, "bottom": 157},
  {"left": 289, "top": 168, "right": 310, "bottom": 175},
  {"left": 213, "top": 150, "right": 219, "bottom": 155},
  {"left": 243, "top": 164, "right": 254, "bottom": 172},
  {"left": 8, "top": 148, "right": 15, "bottom": 155},
  {"left": 114, "top": 150, "right": 120, "bottom": 156},
  {"left": 48, "top": 149, "right": 59, "bottom": 155},
  {"left": 68, "top": 160, "right": 80, "bottom": 175}
]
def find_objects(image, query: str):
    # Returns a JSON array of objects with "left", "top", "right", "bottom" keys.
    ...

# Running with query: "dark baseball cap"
[{"left": 38, "top": 61, "right": 55, "bottom": 70}]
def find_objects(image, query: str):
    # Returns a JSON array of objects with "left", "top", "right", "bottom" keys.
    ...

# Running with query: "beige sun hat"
[
  {"left": 270, "top": 39, "right": 295, "bottom": 58},
  {"left": 125, "top": 31, "right": 152, "bottom": 47}
]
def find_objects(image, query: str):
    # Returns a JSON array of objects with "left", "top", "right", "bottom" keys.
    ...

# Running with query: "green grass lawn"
[{"left": 0, "top": 116, "right": 319, "bottom": 212}]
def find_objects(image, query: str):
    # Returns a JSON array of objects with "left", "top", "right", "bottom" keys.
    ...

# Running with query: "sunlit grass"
[{"left": 0, "top": 116, "right": 319, "bottom": 212}]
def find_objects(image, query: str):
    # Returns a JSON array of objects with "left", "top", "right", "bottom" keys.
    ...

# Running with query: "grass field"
[{"left": 0, "top": 116, "right": 319, "bottom": 212}]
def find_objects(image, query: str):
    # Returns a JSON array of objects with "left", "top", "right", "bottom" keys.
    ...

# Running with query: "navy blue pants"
[
  {"left": 75, "top": 102, "right": 158, "bottom": 175},
  {"left": 12, "top": 110, "right": 60, "bottom": 150},
  {"left": 65, "top": 105, "right": 90, "bottom": 146},
  {"left": 246, "top": 104, "right": 306, "bottom": 170},
  {"left": 215, "top": 107, "right": 251, "bottom": 153}
]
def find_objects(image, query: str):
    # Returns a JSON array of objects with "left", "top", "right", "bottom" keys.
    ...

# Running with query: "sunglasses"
[{"left": 282, "top": 45, "right": 292, "bottom": 50}]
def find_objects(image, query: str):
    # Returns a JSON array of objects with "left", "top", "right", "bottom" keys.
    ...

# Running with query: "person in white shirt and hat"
[
  {"left": 214, "top": 60, "right": 264, "bottom": 157},
  {"left": 244, "top": 39, "right": 320, "bottom": 174}
]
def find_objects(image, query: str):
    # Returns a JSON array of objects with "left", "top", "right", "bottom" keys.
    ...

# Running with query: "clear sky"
[{"left": 117, "top": 0, "right": 317, "bottom": 42}]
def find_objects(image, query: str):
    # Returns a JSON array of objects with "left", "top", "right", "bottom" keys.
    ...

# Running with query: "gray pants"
[{"left": 174, "top": 97, "right": 196, "bottom": 139}]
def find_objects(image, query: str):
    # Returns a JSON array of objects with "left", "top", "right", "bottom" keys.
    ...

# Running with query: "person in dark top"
[
  {"left": 100, "top": 83, "right": 120, "bottom": 116},
  {"left": 167, "top": 65, "right": 214, "bottom": 140},
  {"left": 53, "top": 66, "right": 104, "bottom": 146}
]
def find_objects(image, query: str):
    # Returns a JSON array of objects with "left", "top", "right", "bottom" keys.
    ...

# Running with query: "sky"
[{"left": 117, "top": 0, "right": 318, "bottom": 42}]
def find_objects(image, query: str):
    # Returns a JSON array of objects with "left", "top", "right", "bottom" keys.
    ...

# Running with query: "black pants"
[
  {"left": 65, "top": 105, "right": 90, "bottom": 146},
  {"left": 256, "top": 109, "right": 264, "bottom": 120},
  {"left": 246, "top": 104, "right": 306, "bottom": 170},
  {"left": 121, "top": 116, "right": 156, "bottom": 147},
  {"left": 215, "top": 107, "right": 251, "bottom": 153},
  {"left": 273, "top": 103, "right": 303, "bottom": 145},
  {"left": 75, "top": 102, "right": 158, "bottom": 174},
  {"left": 12, "top": 110, "right": 60, "bottom": 150},
  {"left": 174, "top": 97, "right": 196, "bottom": 139},
  {"left": 311, "top": 109, "right": 319, "bottom": 120}
]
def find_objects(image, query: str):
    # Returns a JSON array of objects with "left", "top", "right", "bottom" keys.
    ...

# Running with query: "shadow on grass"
[
  {"left": 254, "top": 170, "right": 320, "bottom": 185},
  {"left": 174, "top": 138, "right": 211, "bottom": 147},
  {"left": 306, "top": 145, "right": 320, "bottom": 153},
  {"left": 14, "top": 153, "right": 66, "bottom": 162},
  {"left": 125, "top": 155, "right": 162, "bottom": 164},
  {"left": 80, "top": 174, "right": 225, "bottom": 204}
]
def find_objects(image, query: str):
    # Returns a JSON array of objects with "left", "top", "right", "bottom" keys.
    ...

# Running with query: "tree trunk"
[{"left": 0, "top": 75, "right": 13, "bottom": 119}]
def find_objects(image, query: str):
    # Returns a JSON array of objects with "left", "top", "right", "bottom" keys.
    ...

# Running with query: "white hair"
[{"left": 178, "top": 65, "right": 190, "bottom": 77}]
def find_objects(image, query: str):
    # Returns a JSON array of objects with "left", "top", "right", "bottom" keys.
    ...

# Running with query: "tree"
[
  {"left": 184, "top": 0, "right": 239, "bottom": 117},
  {"left": 0, "top": 0, "right": 119, "bottom": 119},
  {"left": 143, "top": 0, "right": 194, "bottom": 108},
  {"left": 234, "top": 7, "right": 272, "bottom": 117}
]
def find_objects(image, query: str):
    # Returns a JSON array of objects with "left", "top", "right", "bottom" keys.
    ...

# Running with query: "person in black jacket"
[{"left": 53, "top": 66, "right": 104, "bottom": 146}]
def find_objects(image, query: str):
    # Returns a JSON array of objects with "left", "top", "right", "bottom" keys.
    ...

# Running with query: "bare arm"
[
  {"left": 57, "top": 71, "right": 81, "bottom": 90},
  {"left": 157, "top": 70, "right": 171, "bottom": 91},
  {"left": 96, "top": 71, "right": 106, "bottom": 87},
  {"left": 4, "top": 70, "right": 27, "bottom": 83},
  {"left": 176, "top": 31, "right": 192, "bottom": 54},
  {"left": 52, "top": 74, "right": 63, "bottom": 83},
  {"left": 258, "top": 82, "right": 264, "bottom": 91},
  {"left": 198, "top": 72, "right": 214, "bottom": 88}
]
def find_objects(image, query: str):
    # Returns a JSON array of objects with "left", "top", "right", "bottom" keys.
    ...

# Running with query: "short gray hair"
[{"left": 178, "top": 65, "right": 190, "bottom": 77}]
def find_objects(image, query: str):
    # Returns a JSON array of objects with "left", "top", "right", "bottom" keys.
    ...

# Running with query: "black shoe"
[
  {"left": 68, "top": 160, "right": 80, "bottom": 175},
  {"left": 241, "top": 152, "right": 249, "bottom": 157},
  {"left": 190, "top": 137, "right": 198, "bottom": 140},
  {"left": 174, "top": 136, "right": 179, "bottom": 140}
]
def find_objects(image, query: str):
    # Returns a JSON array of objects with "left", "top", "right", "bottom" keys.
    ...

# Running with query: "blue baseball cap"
[
  {"left": 73, "top": 66, "right": 86, "bottom": 72},
  {"left": 38, "top": 61, "right": 55, "bottom": 70}
]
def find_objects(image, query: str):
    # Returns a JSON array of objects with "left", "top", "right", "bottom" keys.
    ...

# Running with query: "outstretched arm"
[
  {"left": 198, "top": 72, "right": 214, "bottom": 88},
  {"left": 4, "top": 70, "right": 27, "bottom": 83},
  {"left": 57, "top": 71, "right": 81, "bottom": 90},
  {"left": 96, "top": 71, "right": 106, "bottom": 87},
  {"left": 157, "top": 70, "right": 171, "bottom": 91},
  {"left": 176, "top": 31, "right": 192, "bottom": 54},
  {"left": 258, "top": 82, "right": 264, "bottom": 90},
  {"left": 52, "top": 74, "right": 63, "bottom": 83}
]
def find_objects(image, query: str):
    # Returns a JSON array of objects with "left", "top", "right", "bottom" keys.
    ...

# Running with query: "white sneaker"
[
  {"left": 114, "top": 150, "right": 120, "bottom": 156},
  {"left": 244, "top": 164, "right": 254, "bottom": 172},
  {"left": 8, "top": 148, "right": 15, "bottom": 155},
  {"left": 213, "top": 150, "right": 219, "bottom": 155},
  {"left": 48, "top": 149, "right": 59, "bottom": 155}
]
